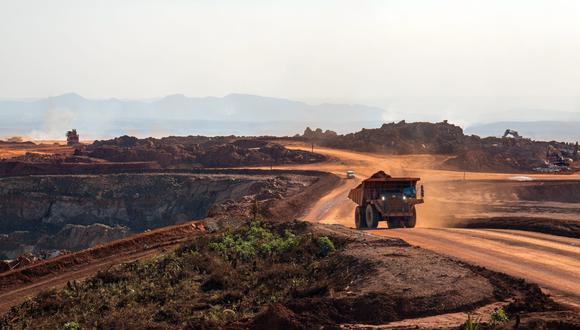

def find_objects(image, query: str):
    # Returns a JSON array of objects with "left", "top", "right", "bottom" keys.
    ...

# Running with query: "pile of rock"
[{"left": 78, "top": 136, "right": 325, "bottom": 167}]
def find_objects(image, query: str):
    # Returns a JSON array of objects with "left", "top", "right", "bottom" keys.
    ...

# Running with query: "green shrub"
[
  {"left": 209, "top": 222, "right": 301, "bottom": 261},
  {"left": 63, "top": 321, "right": 80, "bottom": 330},
  {"left": 317, "top": 236, "right": 335, "bottom": 257},
  {"left": 261, "top": 230, "right": 300, "bottom": 254},
  {"left": 490, "top": 307, "right": 509, "bottom": 325}
]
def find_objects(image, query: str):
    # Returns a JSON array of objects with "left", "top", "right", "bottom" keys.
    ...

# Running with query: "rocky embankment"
[
  {"left": 0, "top": 171, "right": 323, "bottom": 260},
  {"left": 302, "top": 121, "right": 464, "bottom": 154},
  {"left": 81, "top": 135, "right": 325, "bottom": 167}
]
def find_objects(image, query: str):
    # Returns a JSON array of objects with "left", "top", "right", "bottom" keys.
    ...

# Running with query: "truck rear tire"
[
  {"left": 355, "top": 206, "right": 366, "bottom": 229},
  {"left": 365, "top": 204, "right": 380, "bottom": 229}
]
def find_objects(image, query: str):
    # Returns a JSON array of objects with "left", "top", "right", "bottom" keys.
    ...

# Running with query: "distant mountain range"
[
  {"left": 466, "top": 121, "right": 580, "bottom": 142},
  {"left": 0, "top": 93, "right": 384, "bottom": 139},
  {"left": 1, "top": 92, "right": 579, "bottom": 142}
]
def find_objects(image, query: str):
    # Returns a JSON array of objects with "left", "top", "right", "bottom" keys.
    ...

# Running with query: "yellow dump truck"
[{"left": 348, "top": 171, "right": 424, "bottom": 229}]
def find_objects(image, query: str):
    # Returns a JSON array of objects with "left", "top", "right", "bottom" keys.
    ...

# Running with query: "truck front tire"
[
  {"left": 355, "top": 206, "right": 366, "bottom": 229},
  {"left": 405, "top": 207, "right": 417, "bottom": 228},
  {"left": 365, "top": 204, "right": 380, "bottom": 229}
]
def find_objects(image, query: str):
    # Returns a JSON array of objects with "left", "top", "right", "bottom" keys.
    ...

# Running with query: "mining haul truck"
[{"left": 348, "top": 171, "right": 424, "bottom": 229}]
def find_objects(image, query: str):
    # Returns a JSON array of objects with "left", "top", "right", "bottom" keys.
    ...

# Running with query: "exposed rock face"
[
  {"left": 0, "top": 224, "right": 128, "bottom": 260},
  {"left": 0, "top": 172, "right": 316, "bottom": 258},
  {"left": 0, "top": 231, "right": 33, "bottom": 260},
  {"left": 36, "top": 224, "right": 130, "bottom": 251},
  {"left": 0, "top": 173, "right": 312, "bottom": 232}
]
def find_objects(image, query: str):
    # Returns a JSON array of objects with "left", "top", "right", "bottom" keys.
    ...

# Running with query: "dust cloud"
[
  {"left": 29, "top": 108, "right": 74, "bottom": 140},
  {"left": 285, "top": 144, "right": 524, "bottom": 229}
]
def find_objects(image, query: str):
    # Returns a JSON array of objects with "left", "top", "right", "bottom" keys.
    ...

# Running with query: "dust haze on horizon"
[{"left": 1, "top": 0, "right": 580, "bottom": 133}]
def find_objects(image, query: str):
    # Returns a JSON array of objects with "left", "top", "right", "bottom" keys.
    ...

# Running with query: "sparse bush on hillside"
[
  {"left": 318, "top": 236, "right": 335, "bottom": 256},
  {"left": 209, "top": 221, "right": 301, "bottom": 261},
  {"left": 63, "top": 321, "right": 80, "bottom": 330},
  {"left": 0, "top": 220, "right": 348, "bottom": 329},
  {"left": 490, "top": 307, "right": 509, "bottom": 325},
  {"left": 463, "top": 314, "right": 481, "bottom": 330}
]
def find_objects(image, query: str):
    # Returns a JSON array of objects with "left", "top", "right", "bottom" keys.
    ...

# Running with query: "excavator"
[{"left": 502, "top": 129, "right": 522, "bottom": 139}]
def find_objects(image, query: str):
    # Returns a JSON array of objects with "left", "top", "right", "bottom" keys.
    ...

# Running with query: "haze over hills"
[
  {"left": 0, "top": 93, "right": 384, "bottom": 139},
  {"left": 466, "top": 121, "right": 580, "bottom": 142},
  {"left": 1, "top": 92, "right": 580, "bottom": 142}
]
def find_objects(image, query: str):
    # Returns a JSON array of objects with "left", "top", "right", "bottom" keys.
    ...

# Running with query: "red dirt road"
[
  {"left": 277, "top": 144, "right": 580, "bottom": 309},
  {"left": 376, "top": 228, "right": 580, "bottom": 309}
]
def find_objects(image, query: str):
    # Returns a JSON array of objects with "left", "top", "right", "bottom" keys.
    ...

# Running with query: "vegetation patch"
[{"left": 0, "top": 220, "right": 351, "bottom": 329}]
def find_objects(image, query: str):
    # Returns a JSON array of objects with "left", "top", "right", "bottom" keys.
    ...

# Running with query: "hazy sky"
[{"left": 1, "top": 0, "right": 579, "bottom": 123}]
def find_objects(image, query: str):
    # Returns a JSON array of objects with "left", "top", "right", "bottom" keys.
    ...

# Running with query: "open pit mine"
[{"left": 0, "top": 123, "right": 578, "bottom": 329}]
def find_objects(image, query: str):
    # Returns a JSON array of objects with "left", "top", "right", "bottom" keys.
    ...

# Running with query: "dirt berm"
[{"left": 251, "top": 224, "right": 568, "bottom": 329}]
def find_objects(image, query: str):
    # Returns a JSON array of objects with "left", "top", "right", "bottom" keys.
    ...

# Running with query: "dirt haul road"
[{"left": 274, "top": 143, "right": 580, "bottom": 309}]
